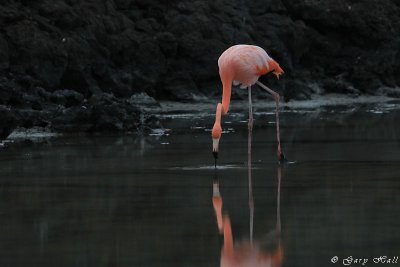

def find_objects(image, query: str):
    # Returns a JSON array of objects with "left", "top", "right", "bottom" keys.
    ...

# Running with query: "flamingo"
[{"left": 211, "top": 44, "right": 285, "bottom": 163}]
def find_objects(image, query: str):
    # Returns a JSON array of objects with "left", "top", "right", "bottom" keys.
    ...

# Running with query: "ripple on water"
[
  {"left": 149, "top": 128, "right": 166, "bottom": 136},
  {"left": 169, "top": 160, "right": 298, "bottom": 170},
  {"left": 169, "top": 164, "right": 248, "bottom": 171}
]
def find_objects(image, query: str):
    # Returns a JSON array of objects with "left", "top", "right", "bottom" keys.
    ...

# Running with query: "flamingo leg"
[
  {"left": 248, "top": 86, "right": 253, "bottom": 153},
  {"left": 255, "top": 81, "right": 285, "bottom": 162},
  {"left": 248, "top": 86, "right": 254, "bottom": 244}
]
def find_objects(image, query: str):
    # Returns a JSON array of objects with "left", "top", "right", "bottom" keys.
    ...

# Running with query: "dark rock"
[
  {"left": 14, "top": 109, "right": 49, "bottom": 129},
  {"left": 0, "top": 0, "right": 399, "bottom": 137},
  {"left": 323, "top": 76, "right": 360, "bottom": 95},
  {"left": 88, "top": 93, "right": 141, "bottom": 132},
  {"left": 31, "top": 101, "right": 43, "bottom": 111},
  {"left": 282, "top": 80, "right": 313, "bottom": 101},
  {"left": 0, "top": 78, "right": 20, "bottom": 105},
  {"left": 134, "top": 40, "right": 166, "bottom": 84},
  {"left": 156, "top": 32, "right": 177, "bottom": 57},
  {"left": 0, "top": 34, "right": 9, "bottom": 70},
  {"left": 377, "top": 87, "right": 400, "bottom": 98},
  {"left": 6, "top": 20, "right": 68, "bottom": 88},
  {"left": 97, "top": 71, "right": 135, "bottom": 98},
  {"left": 127, "top": 92, "right": 160, "bottom": 109},
  {"left": 35, "top": 87, "right": 53, "bottom": 101},
  {"left": 50, "top": 93, "right": 142, "bottom": 133},
  {"left": 22, "top": 93, "right": 45, "bottom": 110},
  {"left": 135, "top": 18, "right": 158, "bottom": 33},
  {"left": 159, "top": 71, "right": 205, "bottom": 102},
  {"left": 50, "top": 89, "right": 84, "bottom": 107},
  {"left": 51, "top": 105, "right": 93, "bottom": 132},
  {"left": 0, "top": 106, "right": 16, "bottom": 138},
  {"left": 54, "top": 10, "right": 85, "bottom": 30},
  {"left": 17, "top": 75, "right": 37, "bottom": 89}
]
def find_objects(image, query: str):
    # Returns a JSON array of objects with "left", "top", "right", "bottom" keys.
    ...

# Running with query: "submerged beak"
[
  {"left": 212, "top": 139, "right": 219, "bottom": 156},
  {"left": 213, "top": 151, "right": 218, "bottom": 159},
  {"left": 213, "top": 150, "right": 218, "bottom": 168},
  {"left": 212, "top": 138, "right": 219, "bottom": 167}
]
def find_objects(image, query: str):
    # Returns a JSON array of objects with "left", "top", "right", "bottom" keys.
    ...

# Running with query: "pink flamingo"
[{"left": 211, "top": 45, "right": 285, "bottom": 163}]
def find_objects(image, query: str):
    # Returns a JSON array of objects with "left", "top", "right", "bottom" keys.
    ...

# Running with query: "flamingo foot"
[{"left": 278, "top": 151, "right": 287, "bottom": 164}]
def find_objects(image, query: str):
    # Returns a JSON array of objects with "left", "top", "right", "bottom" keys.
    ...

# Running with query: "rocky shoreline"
[
  {"left": 2, "top": 94, "right": 399, "bottom": 145},
  {"left": 0, "top": 0, "right": 399, "bottom": 138}
]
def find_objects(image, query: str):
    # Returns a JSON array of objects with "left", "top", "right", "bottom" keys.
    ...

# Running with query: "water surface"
[{"left": 0, "top": 101, "right": 400, "bottom": 267}]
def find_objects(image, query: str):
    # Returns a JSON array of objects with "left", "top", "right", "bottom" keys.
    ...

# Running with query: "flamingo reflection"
[{"left": 212, "top": 167, "right": 284, "bottom": 267}]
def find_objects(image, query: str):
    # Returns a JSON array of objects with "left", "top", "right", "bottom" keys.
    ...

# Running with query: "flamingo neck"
[{"left": 221, "top": 74, "right": 232, "bottom": 114}]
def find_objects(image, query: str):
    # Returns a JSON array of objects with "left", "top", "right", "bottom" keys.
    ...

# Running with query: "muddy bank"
[
  {"left": 3, "top": 95, "right": 399, "bottom": 148},
  {"left": 0, "top": 0, "right": 399, "bottom": 137}
]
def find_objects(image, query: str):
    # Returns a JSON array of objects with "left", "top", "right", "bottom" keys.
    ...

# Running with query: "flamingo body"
[{"left": 218, "top": 45, "right": 273, "bottom": 89}]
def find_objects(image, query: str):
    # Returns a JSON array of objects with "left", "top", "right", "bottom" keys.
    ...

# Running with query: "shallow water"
[{"left": 1, "top": 101, "right": 400, "bottom": 267}]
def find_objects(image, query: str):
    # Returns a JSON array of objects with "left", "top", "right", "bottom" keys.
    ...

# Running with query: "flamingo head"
[
  {"left": 212, "top": 123, "right": 222, "bottom": 159},
  {"left": 268, "top": 59, "right": 284, "bottom": 80}
]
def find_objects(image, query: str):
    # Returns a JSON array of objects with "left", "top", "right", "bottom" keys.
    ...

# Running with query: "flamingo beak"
[
  {"left": 212, "top": 139, "right": 219, "bottom": 155},
  {"left": 213, "top": 151, "right": 218, "bottom": 159},
  {"left": 212, "top": 138, "right": 219, "bottom": 167},
  {"left": 213, "top": 151, "right": 218, "bottom": 168}
]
